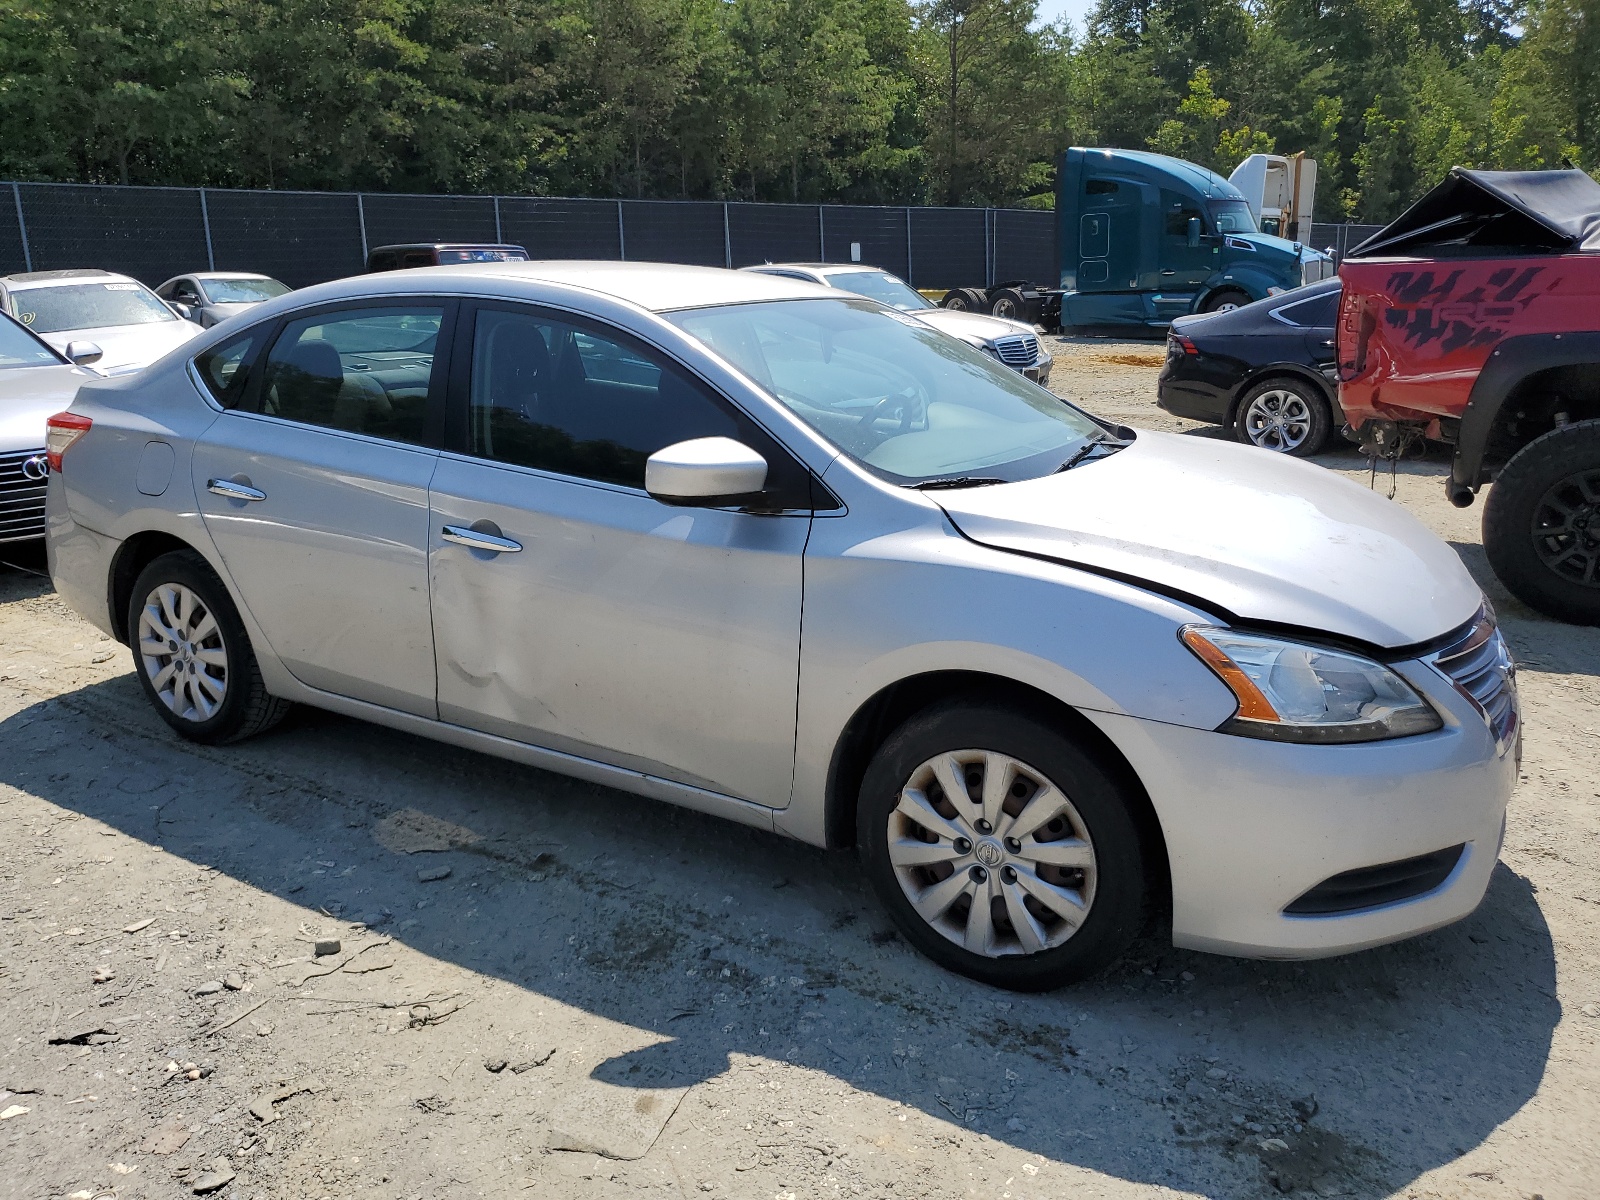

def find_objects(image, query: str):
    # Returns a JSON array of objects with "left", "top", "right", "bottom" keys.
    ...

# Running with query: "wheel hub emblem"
[{"left": 974, "top": 840, "right": 1004, "bottom": 868}]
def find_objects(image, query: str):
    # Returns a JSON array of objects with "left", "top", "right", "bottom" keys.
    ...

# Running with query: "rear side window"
[
  {"left": 194, "top": 332, "right": 260, "bottom": 409},
  {"left": 259, "top": 306, "right": 443, "bottom": 444},
  {"left": 1275, "top": 291, "right": 1340, "bottom": 328}
]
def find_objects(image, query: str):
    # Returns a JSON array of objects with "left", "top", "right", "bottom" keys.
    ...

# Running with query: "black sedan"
[{"left": 1156, "top": 279, "right": 1342, "bottom": 457}]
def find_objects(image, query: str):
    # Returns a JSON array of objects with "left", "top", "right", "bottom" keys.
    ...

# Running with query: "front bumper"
[
  {"left": 1086, "top": 658, "right": 1517, "bottom": 958},
  {"left": 1022, "top": 350, "right": 1052, "bottom": 386}
]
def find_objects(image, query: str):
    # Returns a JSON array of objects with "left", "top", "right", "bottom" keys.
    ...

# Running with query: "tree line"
[{"left": 0, "top": 0, "right": 1593, "bottom": 222}]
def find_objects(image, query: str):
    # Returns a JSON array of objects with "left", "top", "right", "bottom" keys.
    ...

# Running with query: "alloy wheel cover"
[
  {"left": 1244, "top": 389, "right": 1312, "bottom": 452},
  {"left": 137, "top": 582, "right": 229, "bottom": 721},
  {"left": 888, "top": 750, "right": 1097, "bottom": 957},
  {"left": 1532, "top": 468, "right": 1600, "bottom": 588}
]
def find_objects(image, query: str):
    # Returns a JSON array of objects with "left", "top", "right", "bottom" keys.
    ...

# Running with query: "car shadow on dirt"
[{"left": 0, "top": 667, "right": 1559, "bottom": 1199}]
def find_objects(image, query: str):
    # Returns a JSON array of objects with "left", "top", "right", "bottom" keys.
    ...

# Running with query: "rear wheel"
[
  {"left": 1201, "top": 288, "right": 1251, "bottom": 314},
  {"left": 1484, "top": 419, "right": 1600, "bottom": 624},
  {"left": 989, "top": 288, "right": 1029, "bottom": 320},
  {"left": 128, "top": 551, "right": 291, "bottom": 743},
  {"left": 942, "top": 288, "right": 986, "bottom": 312},
  {"left": 1233, "top": 376, "right": 1331, "bottom": 456},
  {"left": 857, "top": 701, "right": 1149, "bottom": 990}
]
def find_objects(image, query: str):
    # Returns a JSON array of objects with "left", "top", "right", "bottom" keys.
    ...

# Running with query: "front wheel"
[
  {"left": 128, "top": 550, "right": 292, "bottom": 743},
  {"left": 1233, "top": 377, "right": 1331, "bottom": 456},
  {"left": 1483, "top": 419, "right": 1600, "bottom": 624},
  {"left": 857, "top": 701, "right": 1149, "bottom": 991},
  {"left": 1201, "top": 288, "right": 1251, "bottom": 313}
]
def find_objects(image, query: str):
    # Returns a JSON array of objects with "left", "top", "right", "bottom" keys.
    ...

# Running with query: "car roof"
[
  {"left": 749, "top": 263, "right": 882, "bottom": 275},
  {"left": 3, "top": 269, "right": 139, "bottom": 290},
  {"left": 325, "top": 260, "right": 832, "bottom": 312},
  {"left": 369, "top": 243, "right": 526, "bottom": 253},
  {"left": 191, "top": 272, "right": 280, "bottom": 281}
]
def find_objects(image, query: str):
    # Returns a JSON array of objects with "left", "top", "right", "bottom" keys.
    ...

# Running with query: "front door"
[
  {"left": 191, "top": 301, "right": 449, "bottom": 717},
  {"left": 427, "top": 303, "right": 813, "bottom": 807}
]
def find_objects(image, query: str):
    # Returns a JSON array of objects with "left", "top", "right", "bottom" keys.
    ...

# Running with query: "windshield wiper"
[
  {"left": 1056, "top": 437, "right": 1125, "bottom": 473},
  {"left": 911, "top": 476, "right": 1007, "bottom": 490}
]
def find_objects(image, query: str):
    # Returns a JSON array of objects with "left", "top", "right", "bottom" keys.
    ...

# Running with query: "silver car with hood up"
[{"left": 45, "top": 262, "right": 1516, "bottom": 989}]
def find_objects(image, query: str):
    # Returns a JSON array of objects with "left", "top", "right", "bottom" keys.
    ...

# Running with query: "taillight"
[
  {"left": 1169, "top": 334, "right": 1199, "bottom": 356},
  {"left": 1336, "top": 290, "right": 1375, "bottom": 382},
  {"left": 45, "top": 411, "right": 92, "bottom": 472}
]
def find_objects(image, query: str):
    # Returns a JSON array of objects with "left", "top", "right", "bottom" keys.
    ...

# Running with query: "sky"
[{"left": 1034, "top": 0, "right": 1097, "bottom": 31}]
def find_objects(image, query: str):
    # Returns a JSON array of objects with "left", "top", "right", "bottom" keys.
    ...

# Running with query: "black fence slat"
[
  {"left": 206, "top": 190, "right": 366, "bottom": 288},
  {"left": 909, "top": 208, "right": 985, "bottom": 290},
  {"left": 499, "top": 197, "right": 621, "bottom": 259},
  {"left": 361, "top": 194, "right": 499, "bottom": 250},
  {"left": 16, "top": 183, "right": 210, "bottom": 286},
  {"left": 622, "top": 201, "right": 726, "bottom": 267},
  {"left": 820, "top": 207, "right": 909, "bottom": 279},
  {"left": 0, "top": 188, "right": 25, "bottom": 276},
  {"left": 991, "top": 209, "right": 1055, "bottom": 288},
  {"left": 728, "top": 203, "right": 820, "bottom": 268}
]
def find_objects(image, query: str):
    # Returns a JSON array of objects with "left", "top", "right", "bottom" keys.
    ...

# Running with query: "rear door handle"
[
  {"left": 441, "top": 524, "right": 522, "bottom": 553},
  {"left": 207, "top": 478, "right": 266, "bottom": 502}
]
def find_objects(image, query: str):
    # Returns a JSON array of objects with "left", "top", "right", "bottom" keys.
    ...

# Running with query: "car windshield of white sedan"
[
  {"left": 0, "top": 318, "right": 62, "bottom": 368},
  {"left": 668, "top": 298, "right": 1102, "bottom": 484},
  {"left": 823, "top": 270, "right": 934, "bottom": 311},
  {"left": 13, "top": 282, "right": 176, "bottom": 333},
  {"left": 202, "top": 278, "right": 291, "bottom": 304}
]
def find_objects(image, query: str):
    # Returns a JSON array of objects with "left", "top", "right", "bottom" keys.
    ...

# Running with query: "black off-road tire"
[
  {"left": 1483, "top": 419, "right": 1600, "bottom": 625},
  {"left": 857, "top": 700, "right": 1150, "bottom": 991},
  {"left": 127, "top": 550, "right": 292, "bottom": 743},
  {"left": 1201, "top": 288, "right": 1252, "bottom": 313},
  {"left": 1232, "top": 375, "right": 1333, "bottom": 457}
]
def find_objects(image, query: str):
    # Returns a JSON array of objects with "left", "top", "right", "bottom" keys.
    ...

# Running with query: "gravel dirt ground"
[{"left": 1, "top": 336, "right": 1596, "bottom": 1200}]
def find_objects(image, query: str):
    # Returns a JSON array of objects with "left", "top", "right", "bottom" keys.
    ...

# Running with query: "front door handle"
[
  {"left": 441, "top": 524, "right": 522, "bottom": 554},
  {"left": 207, "top": 478, "right": 265, "bottom": 502}
]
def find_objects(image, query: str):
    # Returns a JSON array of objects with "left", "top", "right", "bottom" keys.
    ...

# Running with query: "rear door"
[{"left": 191, "top": 300, "right": 451, "bottom": 716}]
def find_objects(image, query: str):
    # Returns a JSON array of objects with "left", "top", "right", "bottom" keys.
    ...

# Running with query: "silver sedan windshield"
[
  {"left": 824, "top": 270, "right": 934, "bottom": 311},
  {"left": 13, "top": 282, "right": 176, "bottom": 334},
  {"left": 668, "top": 297, "right": 1100, "bottom": 484}
]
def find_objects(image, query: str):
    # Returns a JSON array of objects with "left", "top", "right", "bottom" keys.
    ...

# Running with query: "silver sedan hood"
[
  {"left": 0, "top": 364, "right": 89, "bottom": 450},
  {"left": 913, "top": 308, "right": 1037, "bottom": 343},
  {"left": 933, "top": 430, "right": 1481, "bottom": 648},
  {"left": 39, "top": 320, "right": 201, "bottom": 375}
]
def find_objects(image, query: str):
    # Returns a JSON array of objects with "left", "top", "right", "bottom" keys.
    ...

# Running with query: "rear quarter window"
[{"left": 194, "top": 331, "right": 261, "bottom": 408}]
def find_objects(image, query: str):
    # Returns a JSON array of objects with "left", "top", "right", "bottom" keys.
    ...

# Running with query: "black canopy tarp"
[{"left": 1348, "top": 167, "right": 1600, "bottom": 258}]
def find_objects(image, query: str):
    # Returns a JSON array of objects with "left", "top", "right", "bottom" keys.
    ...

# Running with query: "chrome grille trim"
[
  {"left": 992, "top": 334, "right": 1039, "bottom": 367},
  {"left": 1431, "top": 609, "right": 1517, "bottom": 747},
  {"left": 0, "top": 448, "right": 47, "bottom": 543}
]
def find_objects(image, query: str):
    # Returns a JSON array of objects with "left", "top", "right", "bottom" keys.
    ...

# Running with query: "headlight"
[{"left": 1180, "top": 626, "right": 1442, "bottom": 743}]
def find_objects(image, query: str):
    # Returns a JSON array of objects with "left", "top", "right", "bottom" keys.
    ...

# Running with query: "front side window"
[
  {"left": 467, "top": 307, "right": 739, "bottom": 488},
  {"left": 13, "top": 281, "right": 177, "bottom": 334},
  {"left": 1209, "top": 200, "right": 1259, "bottom": 234},
  {"left": 668, "top": 298, "right": 1102, "bottom": 485},
  {"left": 824, "top": 270, "right": 933, "bottom": 312},
  {"left": 1162, "top": 190, "right": 1207, "bottom": 239},
  {"left": 0, "top": 314, "right": 64, "bottom": 368},
  {"left": 194, "top": 331, "right": 259, "bottom": 408},
  {"left": 258, "top": 306, "right": 441, "bottom": 443}
]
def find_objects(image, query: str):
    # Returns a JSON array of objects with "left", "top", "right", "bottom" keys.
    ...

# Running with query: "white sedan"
[{"left": 1, "top": 269, "right": 202, "bottom": 375}]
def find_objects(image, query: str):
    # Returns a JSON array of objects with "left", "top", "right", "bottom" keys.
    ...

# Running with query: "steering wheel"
[{"left": 856, "top": 386, "right": 924, "bottom": 434}]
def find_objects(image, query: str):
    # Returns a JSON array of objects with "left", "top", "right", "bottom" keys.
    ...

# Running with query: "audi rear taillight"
[{"left": 45, "top": 412, "right": 92, "bottom": 472}]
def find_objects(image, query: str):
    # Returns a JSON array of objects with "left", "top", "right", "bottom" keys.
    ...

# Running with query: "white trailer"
[{"left": 1229, "top": 153, "right": 1317, "bottom": 242}]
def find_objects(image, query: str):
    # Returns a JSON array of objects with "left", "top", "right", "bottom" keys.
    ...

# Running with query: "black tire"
[
  {"left": 1201, "top": 288, "right": 1251, "bottom": 313},
  {"left": 988, "top": 287, "right": 1029, "bottom": 320},
  {"left": 1483, "top": 419, "right": 1600, "bottom": 625},
  {"left": 1232, "top": 376, "right": 1332, "bottom": 456},
  {"left": 857, "top": 700, "right": 1149, "bottom": 991},
  {"left": 942, "top": 288, "right": 985, "bottom": 311},
  {"left": 127, "top": 550, "right": 292, "bottom": 743}
]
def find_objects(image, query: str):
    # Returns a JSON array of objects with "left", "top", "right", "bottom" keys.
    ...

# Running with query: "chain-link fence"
[{"left": 0, "top": 182, "right": 1062, "bottom": 292}]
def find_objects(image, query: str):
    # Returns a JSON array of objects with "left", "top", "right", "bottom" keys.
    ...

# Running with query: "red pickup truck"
[{"left": 1337, "top": 168, "right": 1600, "bottom": 624}]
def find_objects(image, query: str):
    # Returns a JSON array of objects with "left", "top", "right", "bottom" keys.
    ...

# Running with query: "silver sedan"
[{"left": 45, "top": 263, "right": 1516, "bottom": 989}]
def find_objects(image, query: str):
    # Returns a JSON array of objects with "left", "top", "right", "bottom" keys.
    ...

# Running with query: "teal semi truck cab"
[{"left": 942, "top": 148, "right": 1334, "bottom": 333}]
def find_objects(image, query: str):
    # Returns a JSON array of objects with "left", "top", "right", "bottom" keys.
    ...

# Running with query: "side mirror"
[
  {"left": 645, "top": 437, "right": 767, "bottom": 507},
  {"left": 64, "top": 341, "right": 103, "bottom": 367},
  {"left": 167, "top": 301, "right": 195, "bottom": 321},
  {"left": 1186, "top": 217, "right": 1201, "bottom": 249}
]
